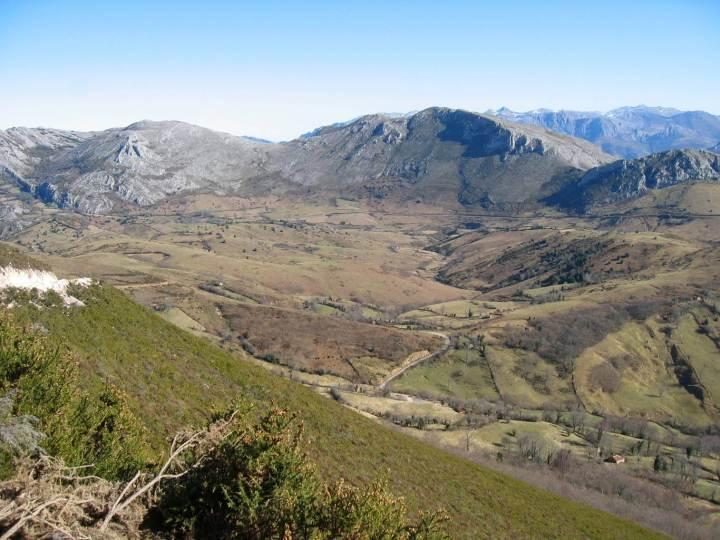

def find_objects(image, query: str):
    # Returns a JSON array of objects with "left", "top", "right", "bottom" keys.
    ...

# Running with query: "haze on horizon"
[{"left": 1, "top": 0, "right": 718, "bottom": 141}]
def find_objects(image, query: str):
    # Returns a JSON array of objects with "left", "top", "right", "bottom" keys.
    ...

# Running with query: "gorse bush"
[
  {"left": 152, "top": 406, "right": 449, "bottom": 539},
  {"left": 155, "top": 406, "right": 319, "bottom": 538},
  {"left": 0, "top": 404, "right": 449, "bottom": 538},
  {"left": 319, "top": 479, "right": 449, "bottom": 540},
  {"left": 0, "top": 313, "right": 152, "bottom": 479}
]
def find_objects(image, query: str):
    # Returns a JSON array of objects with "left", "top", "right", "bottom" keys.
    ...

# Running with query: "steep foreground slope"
[
  {"left": 489, "top": 106, "right": 720, "bottom": 158},
  {"left": 0, "top": 263, "right": 659, "bottom": 537}
]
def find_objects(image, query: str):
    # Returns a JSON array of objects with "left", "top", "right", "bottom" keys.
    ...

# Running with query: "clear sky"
[{"left": 1, "top": 0, "right": 718, "bottom": 140}]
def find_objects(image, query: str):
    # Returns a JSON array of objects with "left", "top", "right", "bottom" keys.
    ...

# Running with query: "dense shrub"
[
  {"left": 151, "top": 407, "right": 449, "bottom": 539},
  {"left": 502, "top": 302, "right": 663, "bottom": 375}
]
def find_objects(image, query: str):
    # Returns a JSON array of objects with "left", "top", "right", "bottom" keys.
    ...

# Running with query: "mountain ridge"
[{"left": 0, "top": 108, "right": 612, "bottom": 214}]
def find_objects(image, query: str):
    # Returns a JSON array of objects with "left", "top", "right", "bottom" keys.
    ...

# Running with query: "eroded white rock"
[{"left": 0, "top": 266, "right": 92, "bottom": 307}]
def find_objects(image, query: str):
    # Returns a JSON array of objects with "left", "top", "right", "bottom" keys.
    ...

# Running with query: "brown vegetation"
[
  {"left": 502, "top": 302, "right": 664, "bottom": 375},
  {"left": 221, "top": 302, "right": 442, "bottom": 382},
  {"left": 434, "top": 231, "right": 673, "bottom": 292},
  {"left": 589, "top": 362, "right": 621, "bottom": 393}
]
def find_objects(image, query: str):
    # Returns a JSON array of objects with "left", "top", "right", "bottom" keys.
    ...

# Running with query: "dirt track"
[{"left": 378, "top": 331, "right": 450, "bottom": 389}]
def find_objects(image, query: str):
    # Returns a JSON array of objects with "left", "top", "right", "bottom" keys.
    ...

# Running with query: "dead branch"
[{"left": 99, "top": 430, "right": 203, "bottom": 531}]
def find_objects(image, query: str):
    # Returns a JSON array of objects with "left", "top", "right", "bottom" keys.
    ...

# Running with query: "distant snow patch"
[{"left": 0, "top": 266, "right": 92, "bottom": 307}]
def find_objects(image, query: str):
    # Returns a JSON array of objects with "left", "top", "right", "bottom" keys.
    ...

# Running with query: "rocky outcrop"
[
  {"left": 548, "top": 149, "right": 720, "bottom": 211},
  {"left": 267, "top": 108, "right": 611, "bottom": 207},
  {"left": 0, "top": 121, "right": 267, "bottom": 213},
  {"left": 0, "top": 127, "right": 90, "bottom": 176}
]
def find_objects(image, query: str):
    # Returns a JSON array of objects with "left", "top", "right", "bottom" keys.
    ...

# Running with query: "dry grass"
[{"left": 0, "top": 455, "right": 143, "bottom": 539}]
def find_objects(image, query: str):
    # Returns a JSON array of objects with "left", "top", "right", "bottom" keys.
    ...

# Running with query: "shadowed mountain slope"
[{"left": 548, "top": 149, "right": 720, "bottom": 211}]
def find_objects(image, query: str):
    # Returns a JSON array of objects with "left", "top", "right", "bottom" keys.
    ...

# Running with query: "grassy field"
[
  {"left": 391, "top": 347, "right": 500, "bottom": 401},
  {"left": 335, "top": 390, "right": 463, "bottom": 424},
  {"left": 485, "top": 346, "right": 577, "bottom": 409},
  {"left": 407, "top": 419, "right": 592, "bottom": 458},
  {"left": 574, "top": 319, "right": 713, "bottom": 427},
  {"left": 157, "top": 306, "right": 207, "bottom": 333},
  {"left": 20, "top": 209, "right": 468, "bottom": 309},
  {"left": 674, "top": 309, "right": 720, "bottom": 406}
]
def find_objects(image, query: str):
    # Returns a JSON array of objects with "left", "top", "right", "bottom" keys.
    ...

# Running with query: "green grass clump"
[{"left": 13, "top": 284, "right": 662, "bottom": 538}]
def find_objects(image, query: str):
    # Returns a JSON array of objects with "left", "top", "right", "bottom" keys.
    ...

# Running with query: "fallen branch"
[
  {"left": 1, "top": 496, "right": 74, "bottom": 540},
  {"left": 100, "top": 431, "right": 203, "bottom": 531}
]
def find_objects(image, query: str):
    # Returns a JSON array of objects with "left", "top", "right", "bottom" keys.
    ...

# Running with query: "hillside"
[
  {"left": 489, "top": 106, "right": 720, "bottom": 158},
  {"left": 3, "top": 163, "right": 719, "bottom": 535},
  {"left": 0, "top": 121, "right": 266, "bottom": 214},
  {"left": 266, "top": 108, "right": 611, "bottom": 209},
  {"left": 423, "top": 220, "right": 720, "bottom": 428},
  {"left": 0, "top": 257, "right": 660, "bottom": 538}
]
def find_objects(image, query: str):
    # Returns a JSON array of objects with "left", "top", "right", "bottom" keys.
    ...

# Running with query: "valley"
[{"left": 5, "top": 182, "right": 720, "bottom": 535}]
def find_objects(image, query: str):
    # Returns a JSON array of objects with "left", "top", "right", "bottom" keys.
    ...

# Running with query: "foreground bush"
[{"left": 151, "top": 406, "right": 449, "bottom": 539}]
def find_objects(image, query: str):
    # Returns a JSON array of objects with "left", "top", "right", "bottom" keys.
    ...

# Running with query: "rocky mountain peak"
[{"left": 114, "top": 133, "right": 152, "bottom": 164}]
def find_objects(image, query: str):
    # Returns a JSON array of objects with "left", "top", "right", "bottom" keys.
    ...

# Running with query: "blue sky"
[{"left": 1, "top": 0, "right": 718, "bottom": 140}]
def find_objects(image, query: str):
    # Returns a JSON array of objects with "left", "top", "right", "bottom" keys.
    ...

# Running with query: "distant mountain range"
[
  {"left": 487, "top": 106, "right": 720, "bottom": 159},
  {"left": 0, "top": 108, "right": 611, "bottom": 214},
  {"left": 2, "top": 106, "right": 720, "bottom": 217}
]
